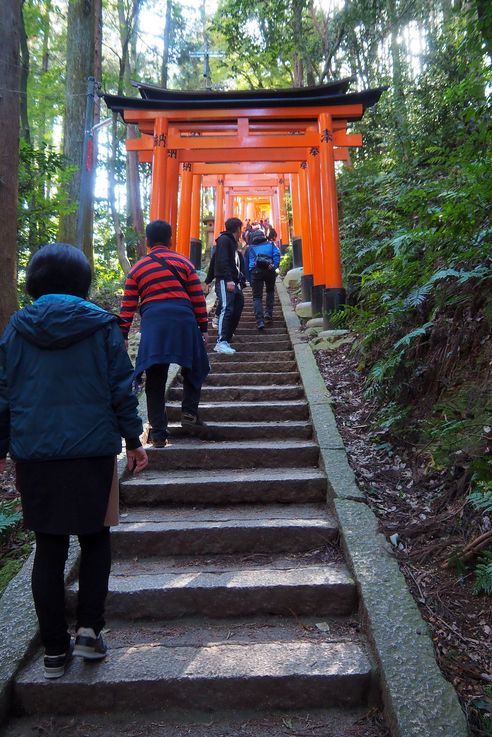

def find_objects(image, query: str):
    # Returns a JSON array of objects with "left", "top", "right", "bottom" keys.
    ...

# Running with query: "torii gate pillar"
[{"left": 318, "top": 112, "right": 345, "bottom": 322}]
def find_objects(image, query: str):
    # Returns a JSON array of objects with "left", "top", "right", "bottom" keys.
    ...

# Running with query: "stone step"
[
  {"left": 144, "top": 439, "right": 319, "bottom": 470},
  {"left": 209, "top": 341, "right": 292, "bottom": 353},
  {"left": 3, "top": 706, "right": 380, "bottom": 736},
  {"left": 205, "top": 360, "right": 298, "bottom": 373},
  {"left": 166, "top": 399, "right": 309, "bottom": 421},
  {"left": 14, "top": 637, "right": 371, "bottom": 714},
  {"left": 169, "top": 385, "right": 304, "bottom": 402},
  {"left": 209, "top": 326, "right": 288, "bottom": 335},
  {"left": 209, "top": 333, "right": 289, "bottom": 344},
  {"left": 168, "top": 419, "right": 312, "bottom": 440},
  {"left": 208, "top": 350, "right": 295, "bottom": 363},
  {"left": 204, "top": 371, "right": 300, "bottom": 386},
  {"left": 112, "top": 504, "right": 337, "bottom": 557},
  {"left": 121, "top": 466, "right": 327, "bottom": 506},
  {"left": 67, "top": 558, "right": 356, "bottom": 619}
]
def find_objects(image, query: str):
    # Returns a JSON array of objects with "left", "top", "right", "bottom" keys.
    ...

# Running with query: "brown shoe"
[{"left": 181, "top": 413, "right": 212, "bottom": 439}]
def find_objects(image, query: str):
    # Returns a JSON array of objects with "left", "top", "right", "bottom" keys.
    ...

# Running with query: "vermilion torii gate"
[{"left": 104, "top": 80, "right": 384, "bottom": 319}]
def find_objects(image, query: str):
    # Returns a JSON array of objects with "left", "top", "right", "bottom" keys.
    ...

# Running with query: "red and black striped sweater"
[{"left": 119, "top": 247, "right": 207, "bottom": 338}]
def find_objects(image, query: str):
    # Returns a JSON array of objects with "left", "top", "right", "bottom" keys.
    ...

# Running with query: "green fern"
[
  {"left": 0, "top": 501, "right": 22, "bottom": 536},
  {"left": 393, "top": 322, "right": 433, "bottom": 349},
  {"left": 473, "top": 552, "right": 492, "bottom": 595}
]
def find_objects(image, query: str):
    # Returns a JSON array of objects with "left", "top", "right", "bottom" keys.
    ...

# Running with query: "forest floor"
[{"left": 314, "top": 336, "right": 492, "bottom": 737}]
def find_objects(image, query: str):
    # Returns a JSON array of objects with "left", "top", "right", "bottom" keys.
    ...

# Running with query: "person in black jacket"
[
  {"left": 0, "top": 244, "right": 148, "bottom": 679},
  {"left": 213, "top": 217, "right": 245, "bottom": 355}
]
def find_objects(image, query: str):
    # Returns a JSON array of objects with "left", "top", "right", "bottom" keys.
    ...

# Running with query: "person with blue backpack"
[{"left": 248, "top": 230, "right": 281, "bottom": 330}]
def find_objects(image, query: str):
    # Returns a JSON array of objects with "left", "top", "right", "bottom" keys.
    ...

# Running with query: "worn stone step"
[
  {"left": 209, "top": 326, "right": 288, "bottom": 335},
  {"left": 67, "top": 558, "right": 356, "bottom": 619},
  {"left": 121, "top": 466, "right": 327, "bottom": 506},
  {"left": 209, "top": 349, "right": 294, "bottom": 360},
  {"left": 166, "top": 399, "right": 309, "bottom": 422},
  {"left": 209, "top": 333, "right": 289, "bottom": 344},
  {"left": 205, "top": 360, "right": 298, "bottom": 374},
  {"left": 204, "top": 372, "right": 300, "bottom": 386},
  {"left": 112, "top": 504, "right": 337, "bottom": 557},
  {"left": 144, "top": 439, "right": 319, "bottom": 470},
  {"left": 14, "top": 638, "right": 371, "bottom": 714},
  {"left": 168, "top": 419, "right": 311, "bottom": 440},
  {"left": 3, "top": 706, "right": 382, "bottom": 737},
  {"left": 169, "top": 385, "right": 304, "bottom": 402},
  {"left": 212, "top": 341, "right": 291, "bottom": 352}
]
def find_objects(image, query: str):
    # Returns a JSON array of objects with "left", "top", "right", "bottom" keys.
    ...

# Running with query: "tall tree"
[
  {"left": 0, "top": 0, "right": 21, "bottom": 330},
  {"left": 58, "top": 0, "right": 100, "bottom": 262},
  {"left": 161, "top": 0, "right": 173, "bottom": 89}
]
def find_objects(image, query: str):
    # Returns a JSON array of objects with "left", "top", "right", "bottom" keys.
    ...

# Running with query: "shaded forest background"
[{"left": 0, "top": 0, "right": 491, "bottom": 678}]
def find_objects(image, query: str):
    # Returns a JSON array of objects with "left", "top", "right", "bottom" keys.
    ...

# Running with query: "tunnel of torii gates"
[{"left": 104, "top": 78, "right": 385, "bottom": 319}]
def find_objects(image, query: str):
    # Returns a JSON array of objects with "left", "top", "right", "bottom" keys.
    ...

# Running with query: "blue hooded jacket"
[
  {"left": 0, "top": 298, "right": 142, "bottom": 462},
  {"left": 248, "top": 239, "right": 281, "bottom": 271}
]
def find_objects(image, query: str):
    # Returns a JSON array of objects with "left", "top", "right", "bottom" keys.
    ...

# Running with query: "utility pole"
[{"left": 189, "top": 0, "right": 223, "bottom": 89}]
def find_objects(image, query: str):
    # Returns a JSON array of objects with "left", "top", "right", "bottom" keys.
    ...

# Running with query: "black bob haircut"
[
  {"left": 225, "top": 217, "right": 243, "bottom": 233},
  {"left": 146, "top": 220, "right": 172, "bottom": 247},
  {"left": 26, "top": 243, "right": 92, "bottom": 300}
]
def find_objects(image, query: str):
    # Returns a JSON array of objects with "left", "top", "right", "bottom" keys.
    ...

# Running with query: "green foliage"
[
  {"left": 0, "top": 500, "right": 22, "bottom": 536},
  {"left": 279, "top": 247, "right": 293, "bottom": 276},
  {"left": 17, "top": 140, "right": 77, "bottom": 299},
  {"left": 0, "top": 559, "right": 24, "bottom": 596}
]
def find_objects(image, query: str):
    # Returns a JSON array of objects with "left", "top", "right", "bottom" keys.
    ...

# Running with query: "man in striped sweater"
[{"left": 119, "top": 220, "right": 210, "bottom": 446}]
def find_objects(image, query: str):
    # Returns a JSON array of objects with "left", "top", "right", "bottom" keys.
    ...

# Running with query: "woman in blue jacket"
[{"left": 0, "top": 244, "right": 148, "bottom": 679}]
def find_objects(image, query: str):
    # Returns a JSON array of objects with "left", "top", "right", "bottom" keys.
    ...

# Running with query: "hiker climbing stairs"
[{"left": 8, "top": 288, "right": 375, "bottom": 728}]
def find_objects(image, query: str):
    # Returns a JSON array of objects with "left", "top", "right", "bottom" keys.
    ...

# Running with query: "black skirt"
[{"left": 16, "top": 456, "right": 114, "bottom": 536}]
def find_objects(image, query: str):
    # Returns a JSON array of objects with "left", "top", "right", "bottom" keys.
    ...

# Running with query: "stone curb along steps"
[
  {"left": 276, "top": 279, "right": 468, "bottom": 737},
  {"left": 1, "top": 282, "right": 466, "bottom": 737}
]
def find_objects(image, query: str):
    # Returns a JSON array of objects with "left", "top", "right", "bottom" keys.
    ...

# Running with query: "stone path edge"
[
  {"left": 276, "top": 278, "right": 468, "bottom": 737},
  {"left": 0, "top": 541, "right": 80, "bottom": 724}
]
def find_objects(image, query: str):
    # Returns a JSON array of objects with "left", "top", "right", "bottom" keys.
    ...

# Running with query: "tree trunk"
[
  {"left": 476, "top": 0, "right": 492, "bottom": 59},
  {"left": 161, "top": 0, "right": 172, "bottom": 89},
  {"left": 109, "top": 116, "right": 131, "bottom": 275},
  {"left": 19, "top": 0, "right": 31, "bottom": 144},
  {"left": 127, "top": 126, "right": 146, "bottom": 258},
  {"left": 0, "top": 0, "right": 21, "bottom": 330},
  {"left": 58, "top": 0, "right": 96, "bottom": 262},
  {"left": 387, "top": 0, "right": 410, "bottom": 163},
  {"left": 292, "top": 0, "right": 305, "bottom": 87},
  {"left": 37, "top": 0, "right": 51, "bottom": 144}
]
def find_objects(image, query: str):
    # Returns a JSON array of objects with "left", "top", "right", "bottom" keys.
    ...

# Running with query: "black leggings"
[{"left": 32, "top": 528, "right": 111, "bottom": 655}]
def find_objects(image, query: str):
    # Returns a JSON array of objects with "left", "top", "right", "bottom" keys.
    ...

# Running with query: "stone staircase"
[{"left": 9, "top": 291, "right": 376, "bottom": 729}]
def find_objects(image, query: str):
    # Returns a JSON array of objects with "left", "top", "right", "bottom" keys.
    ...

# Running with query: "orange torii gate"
[{"left": 104, "top": 80, "right": 384, "bottom": 317}]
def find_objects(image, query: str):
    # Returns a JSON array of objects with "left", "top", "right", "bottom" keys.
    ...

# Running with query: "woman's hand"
[{"left": 126, "top": 447, "right": 148, "bottom": 474}]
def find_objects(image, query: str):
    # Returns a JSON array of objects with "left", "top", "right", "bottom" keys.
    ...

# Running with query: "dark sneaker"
[
  {"left": 74, "top": 628, "right": 108, "bottom": 661},
  {"left": 44, "top": 640, "right": 74, "bottom": 679},
  {"left": 181, "top": 413, "right": 212, "bottom": 439},
  {"left": 264, "top": 315, "right": 273, "bottom": 325},
  {"left": 151, "top": 437, "right": 168, "bottom": 448},
  {"left": 257, "top": 320, "right": 265, "bottom": 330}
]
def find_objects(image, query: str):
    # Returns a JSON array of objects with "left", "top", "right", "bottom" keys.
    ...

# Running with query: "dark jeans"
[
  {"left": 146, "top": 363, "right": 201, "bottom": 441},
  {"left": 216, "top": 280, "right": 244, "bottom": 343},
  {"left": 251, "top": 268, "right": 276, "bottom": 322},
  {"left": 32, "top": 528, "right": 111, "bottom": 655}
]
